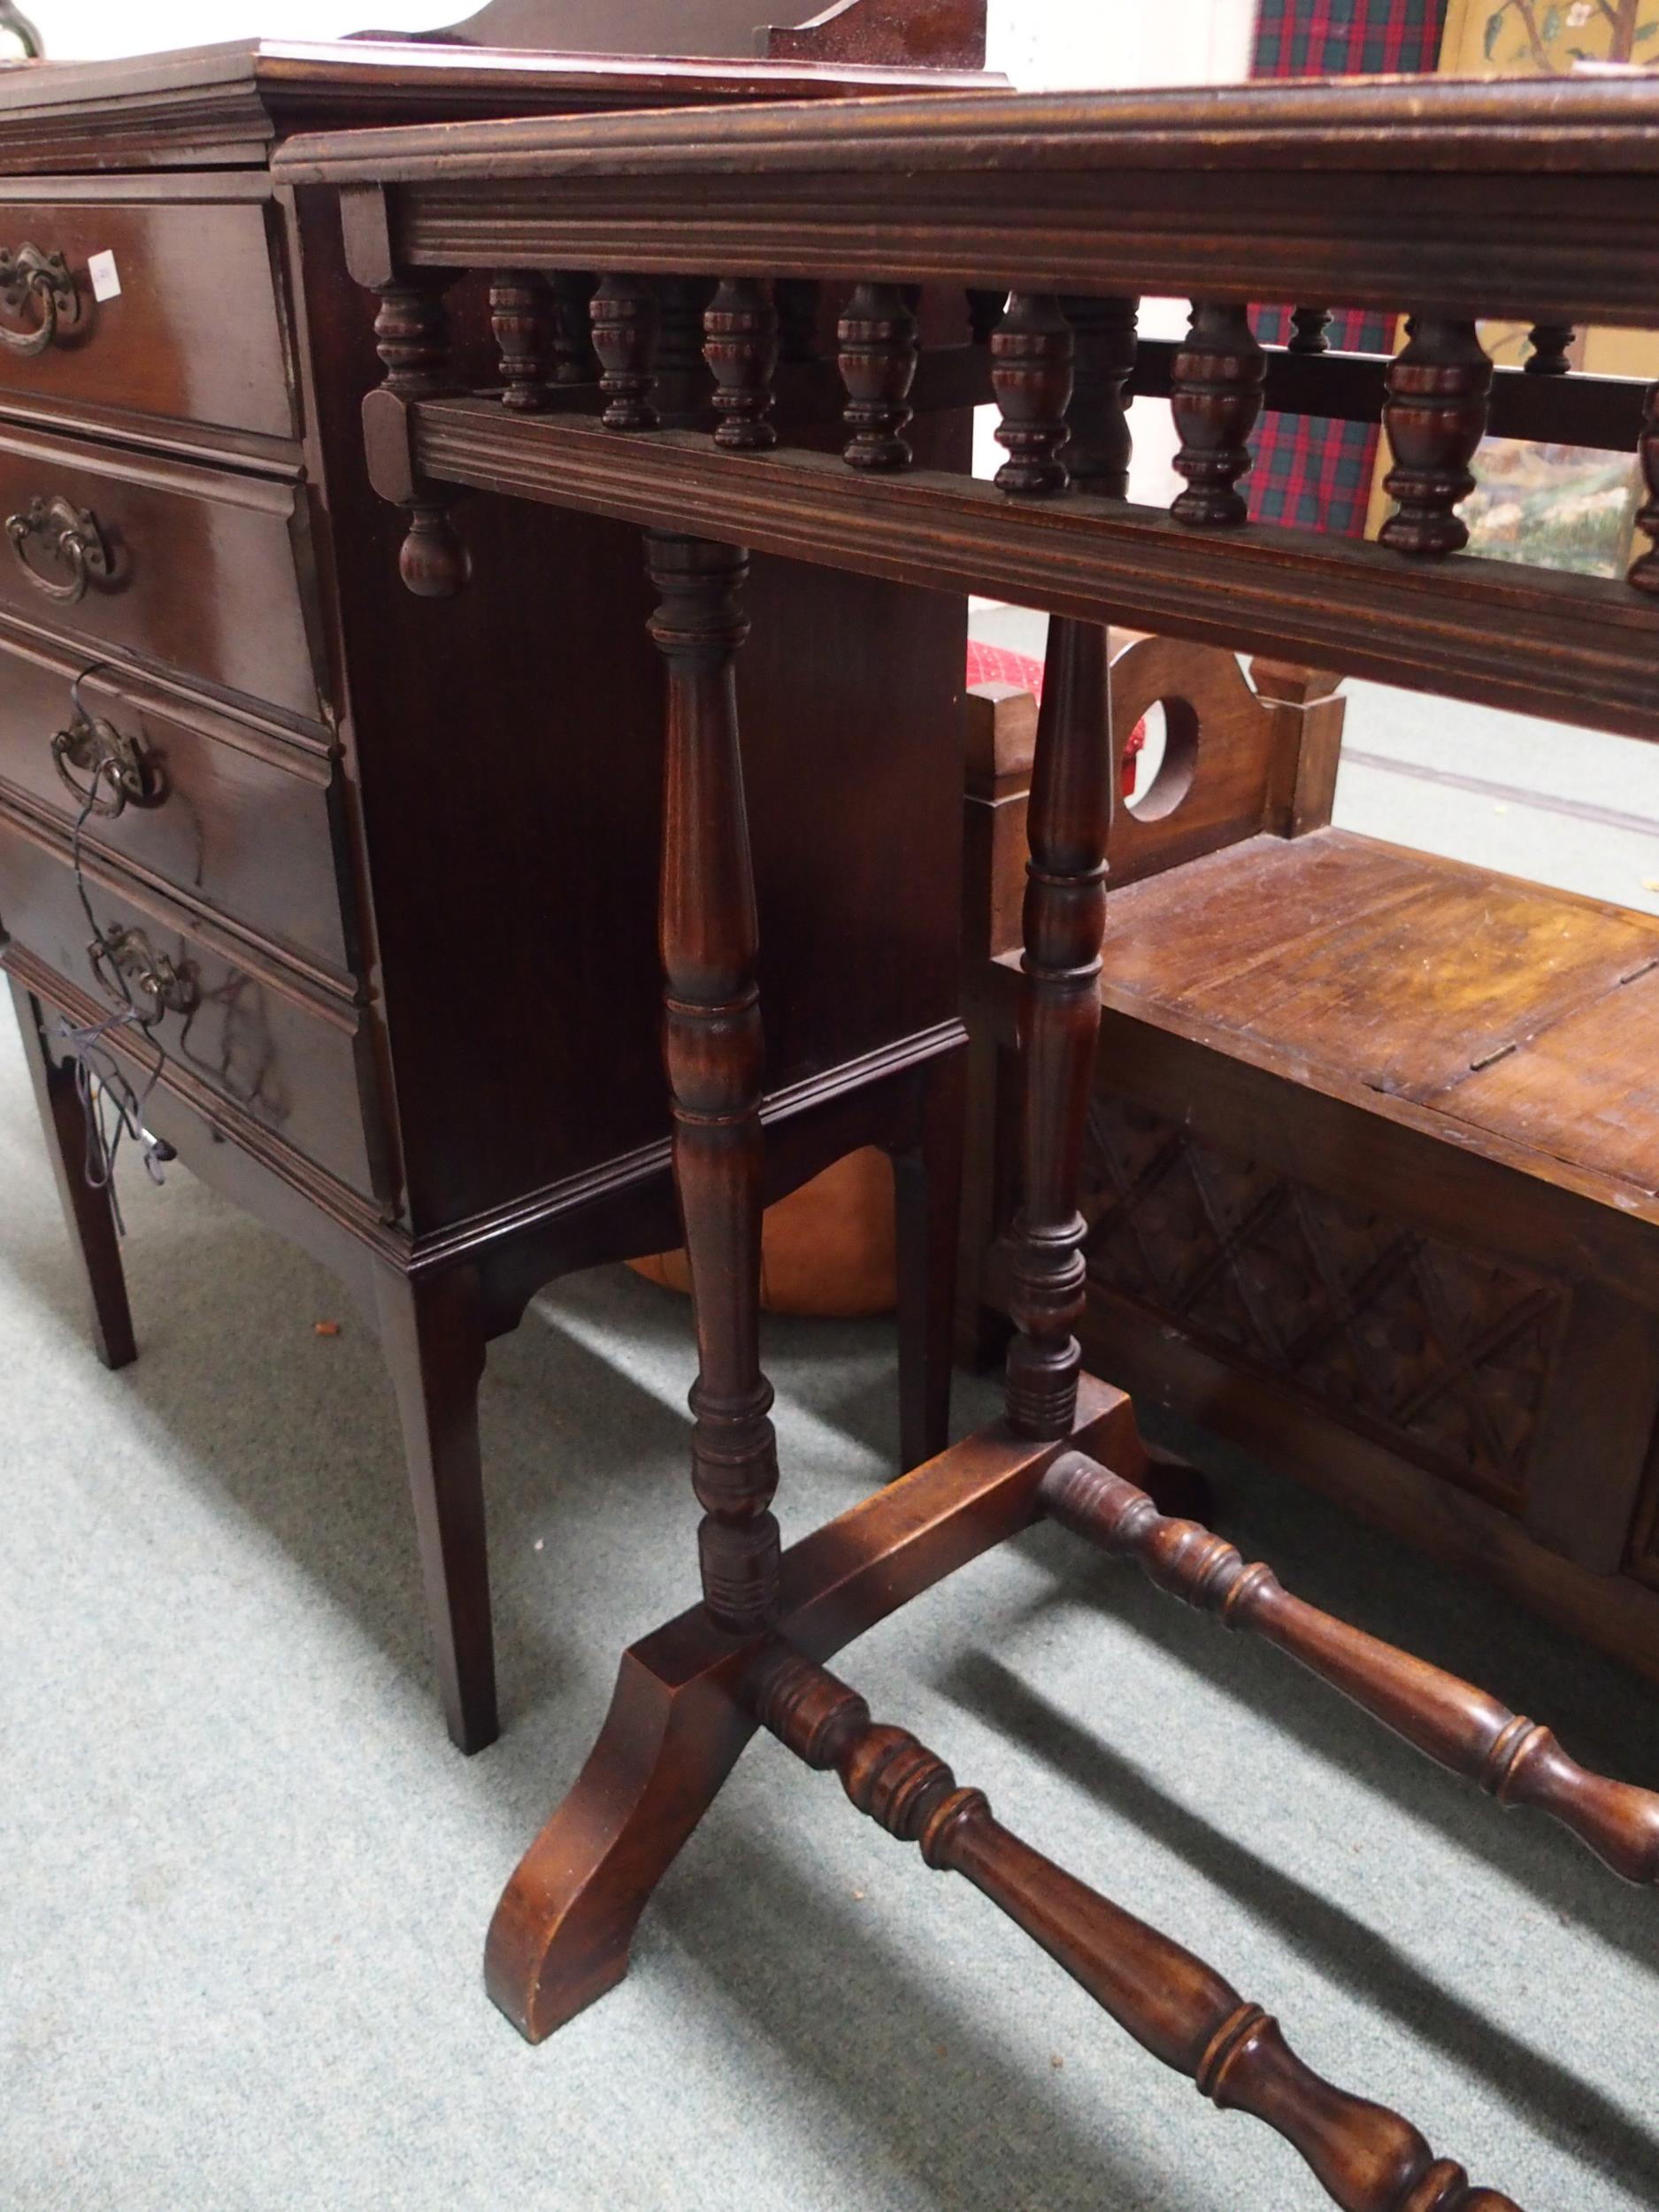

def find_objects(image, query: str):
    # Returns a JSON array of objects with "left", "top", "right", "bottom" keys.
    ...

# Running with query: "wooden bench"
[{"left": 961, "top": 635, "right": 1659, "bottom": 1683}]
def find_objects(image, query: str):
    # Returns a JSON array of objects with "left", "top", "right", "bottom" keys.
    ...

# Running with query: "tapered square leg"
[
  {"left": 888, "top": 1042, "right": 966, "bottom": 1470},
  {"left": 10, "top": 979, "right": 135, "bottom": 1371},
  {"left": 374, "top": 1263, "right": 497, "bottom": 1755}
]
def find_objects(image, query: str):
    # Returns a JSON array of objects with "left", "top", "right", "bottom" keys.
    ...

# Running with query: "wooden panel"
[
  {"left": 0, "top": 42, "right": 992, "bottom": 178},
  {"left": 1107, "top": 634, "right": 1286, "bottom": 887},
  {"left": 1078, "top": 1290, "right": 1659, "bottom": 1685},
  {"left": 1179, "top": 869, "right": 1659, "bottom": 1103},
  {"left": 0, "top": 617, "right": 347, "bottom": 975},
  {"left": 1081, "top": 1088, "right": 1565, "bottom": 1509},
  {"left": 403, "top": 404, "right": 1659, "bottom": 741},
  {"left": 292, "top": 183, "right": 966, "bottom": 1233},
  {"left": 1438, "top": 966, "right": 1659, "bottom": 1196},
  {"left": 0, "top": 419, "right": 320, "bottom": 718},
  {"left": 0, "top": 810, "right": 381, "bottom": 1202},
  {"left": 1098, "top": 833, "right": 1431, "bottom": 1007},
  {"left": 276, "top": 77, "right": 1659, "bottom": 332},
  {"left": 1102, "top": 829, "right": 1659, "bottom": 1106},
  {"left": 0, "top": 188, "right": 296, "bottom": 448},
  {"left": 1521, "top": 1284, "right": 1659, "bottom": 1572}
]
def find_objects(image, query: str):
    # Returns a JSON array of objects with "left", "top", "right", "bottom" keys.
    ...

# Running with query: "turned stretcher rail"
[
  {"left": 1039, "top": 1451, "right": 1659, "bottom": 1886},
  {"left": 749, "top": 1645, "right": 1521, "bottom": 2212}
]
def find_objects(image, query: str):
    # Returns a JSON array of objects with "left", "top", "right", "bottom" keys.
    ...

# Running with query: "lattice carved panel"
[{"left": 1081, "top": 1094, "right": 1567, "bottom": 1502}]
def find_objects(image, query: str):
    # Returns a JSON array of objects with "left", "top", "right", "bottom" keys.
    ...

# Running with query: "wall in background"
[
  {"left": 27, "top": 0, "right": 1260, "bottom": 74},
  {"left": 18, "top": 0, "right": 453, "bottom": 56},
  {"left": 988, "top": 0, "right": 1256, "bottom": 88}
]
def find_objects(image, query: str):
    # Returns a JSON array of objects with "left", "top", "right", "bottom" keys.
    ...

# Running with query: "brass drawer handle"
[
  {"left": 6, "top": 493, "right": 112, "bottom": 604},
  {"left": 0, "top": 242, "right": 81, "bottom": 358},
  {"left": 51, "top": 703, "right": 165, "bottom": 818},
  {"left": 88, "top": 924, "right": 197, "bottom": 1023}
]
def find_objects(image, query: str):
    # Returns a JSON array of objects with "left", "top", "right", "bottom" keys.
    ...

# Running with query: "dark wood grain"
[
  {"left": 0, "top": 184, "right": 296, "bottom": 448},
  {"left": 837, "top": 280, "right": 917, "bottom": 469},
  {"left": 402, "top": 402, "right": 1659, "bottom": 741},
  {"left": 647, "top": 531, "right": 780, "bottom": 1636},
  {"left": 0, "top": 801, "right": 385, "bottom": 1202},
  {"left": 753, "top": 1643, "right": 1523, "bottom": 2212},
  {"left": 989, "top": 290, "right": 1072, "bottom": 495},
  {"left": 375, "top": 0, "right": 987, "bottom": 68},
  {"left": 1171, "top": 302, "right": 1263, "bottom": 528},
  {"left": 1379, "top": 318, "right": 1492, "bottom": 558},
  {"left": 0, "top": 30, "right": 985, "bottom": 1753},
  {"left": 1041, "top": 1448, "right": 1659, "bottom": 1885},
  {"left": 1004, "top": 617, "right": 1111, "bottom": 1440},
  {"left": 485, "top": 1373, "right": 1138, "bottom": 2039},
  {"left": 0, "top": 40, "right": 992, "bottom": 177},
  {"left": 591, "top": 271, "right": 659, "bottom": 430},
  {"left": 488, "top": 266, "right": 554, "bottom": 411},
  {"left": 279, "top": 77, "right": 1659, "bottom": 332},
  {"left": 1129, "top": 337, "right": 1644, "bottom": 455},
  {"left": 8, "top": 975, "right": 135, "bottom": 1369},
  {"left": 0, "top": 419, "right": 322, "bottom": 718},
  {"left": 0, "top": 615, "right": 348, "bottom": 974},
  {"left": 703, "top": 275, "right": 778, "bottom": 450},
  {"left": 1062, "top": 293, "right": 1136, "bottom": 497},
  {"left": 374, "top": 1262, "right": 495, "bottom": 1754}
]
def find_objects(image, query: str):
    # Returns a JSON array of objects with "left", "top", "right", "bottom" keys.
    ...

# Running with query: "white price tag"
[{"left": 87, "top": 250, "right": 121, "bottom": 304}]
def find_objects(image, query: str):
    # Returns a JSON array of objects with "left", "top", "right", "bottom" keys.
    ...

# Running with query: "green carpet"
[{"left": 2, "top": 1013, "right": 1654, "bottom": 2211}]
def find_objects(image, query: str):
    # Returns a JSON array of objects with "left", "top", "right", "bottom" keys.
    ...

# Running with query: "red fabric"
[{"left": 965, "top": 640, "right": 1046, "bottom": 695}]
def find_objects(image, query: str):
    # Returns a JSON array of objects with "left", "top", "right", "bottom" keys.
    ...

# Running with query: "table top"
[
  {"left": 273, "top": 70, "right": 1659, "bottom": 745},
  {"left": 0, "top": 37, "right": 990, "bottom": 173}
]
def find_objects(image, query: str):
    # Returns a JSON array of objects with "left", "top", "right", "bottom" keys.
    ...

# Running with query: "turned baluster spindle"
[
  {"left": 1170, "top": 301, "right": 1264, "bottom": 527},
  {"left": 1005, "top": 618, "right": 1111, "bottom": 1440},
  {"left": 1525, "top": 321, "right": 1574, "bottom": 376},
  {"left": 489, "top": 269, "right": 555, "bottom": 411},
  {"left": 372, "top": 274, "right": 469, "bottom": 599},
  {"left": 991, "top": 292, "right": 1075, "bottom": 495},
  {"left": 1628, "top": 380, "right": 1659, "bottom": 595},
  {"left": 837, "top": 281, "right": 918, "bottom": 471},
  {"left": 373, "top": 276, "right": 454, "bottom": 403},
  {"left": 1379, "top": 317, "right": 1491, "bottom": 557},
  {"left": 1288, "top": 305, "right": 1332, "bottom": 356},
  {"left": 774, "top": 278, "right": 822, "bottom": 365},
  {"left": 750, "top": 1646, "right": 1521, "bottom": 2212},
  {"left": 1041, "top": 1451, "right": 1659, "bottom": 1886},
  {"left": 591, "top": 273, "right": 661, "bottom": 430},
  {"left": 1060, "top": 295, "right": 1138, "bottom": 499},
  {"left": 644, "top": 533, "right": 780, "bottom": 1635},
  {"left": 704, "top": 277, "right": 779, "bottom": 452},
  {"left": 654, "top": 276, "right": 717, "bottom": 430}
]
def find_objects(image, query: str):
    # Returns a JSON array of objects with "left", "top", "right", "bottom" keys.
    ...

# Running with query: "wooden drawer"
[
  {"left": 0, "top": 616, "right": 348, "bottom": 976},
  {"left": 0, "top": 809, "right": 385, "bottom": 1205},
  {"left": 0, "top": 185, "right": 296, "bottom": 453},
  {"left": 0, "top": 419, "right": 322, "bottom": 720}
]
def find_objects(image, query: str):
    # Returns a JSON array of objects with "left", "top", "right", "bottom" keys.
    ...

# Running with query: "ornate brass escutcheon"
[
  {"left": 6, "top": 494, "right": 113, "bottom": 604},
  {"left": 88, "top": 925, "right": 198, "bottom": 1023},
  {"left": 51, "top": 703, "right": 165, "bottom": 818},
  {"left": 0, "top": 242, "right": 81, "bottom": 356}
]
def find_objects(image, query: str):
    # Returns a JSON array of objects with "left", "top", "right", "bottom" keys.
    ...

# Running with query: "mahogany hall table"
[
  {"left": 0, "top": 16, "right": 989, "bottom": 1755},
  {"left": 277, "top": 72, "right": 1659, "bottom": 2209}
]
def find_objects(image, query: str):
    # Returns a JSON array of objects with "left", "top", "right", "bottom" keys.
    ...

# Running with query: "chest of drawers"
[{"left": 0, "top": 27, "right": 984, "bottom": 1753}]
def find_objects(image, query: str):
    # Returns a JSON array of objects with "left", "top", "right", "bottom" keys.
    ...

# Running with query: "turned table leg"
[
  {"left": 1003, "top": 618, "right": 1112, "bottom": 1441},
  {"left": 488, "top": 524, "right": 777, "bottom": 2030}
]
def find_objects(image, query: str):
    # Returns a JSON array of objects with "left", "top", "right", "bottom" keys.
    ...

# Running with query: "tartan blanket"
[{"left": 1248, "top": 0, "right": 1449, "bottom": 534}]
